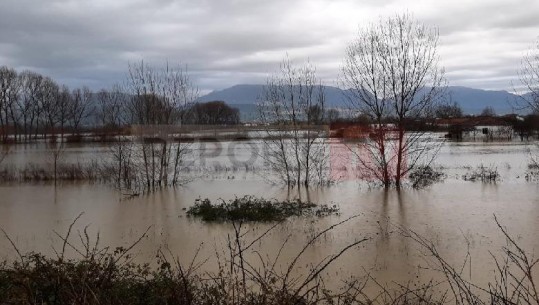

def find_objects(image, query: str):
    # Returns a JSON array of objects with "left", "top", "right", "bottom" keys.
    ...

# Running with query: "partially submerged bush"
[
  {"left": 1, "top": 214, "right": 538, "bottom": 305},
  {"left": 0, "top": 162, "right": 104, "bottom": 183},
  {"left": 0, "top": 213, "right": 367, "bottom": 305},
  {"left": 463, "top": 164, "right": 500, "bottom": 182},
  {"left": 399, "top": 215, "right": 539, "bottom": 305},
  {"left": 409, "top": 165, "right": 445, "bottom": 188},
  {"left": 525, "top": 160, "right": 539, "bottom": 182},
  {"left": 187, "top": 196, "right": 339, "bottom": 222},
  {"left": 525, "top": 169, "right": 539, "bottom": 183}
]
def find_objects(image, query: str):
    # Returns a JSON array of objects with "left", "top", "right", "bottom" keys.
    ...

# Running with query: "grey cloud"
[{"left": 0, "top": 0, "right": 537, "bottom": 92}]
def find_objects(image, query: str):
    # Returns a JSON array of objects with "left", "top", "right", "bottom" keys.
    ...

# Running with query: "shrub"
[
  {"left": 409, "top": 165, "right": 445, "bottom": 188},
  {"left": 187, "top": 196, "right": 339, "bottom": 222},
  {"left": 463, "top": 164, "right": 499, "bottom": 182}
]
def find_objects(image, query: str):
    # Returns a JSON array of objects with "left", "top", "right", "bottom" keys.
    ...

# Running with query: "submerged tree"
[
  {"left": 69, "top": 86, "right": 93, "bottom": 135},
  {"left": 0, "top": 66, "right": 20, "bottom": 143},
  {"left": 518, "top": 40, "right": 539, "bottom": 168},
  {"left": 0, "top": 67, "right": 105, "bottom": 142},
  {"left": 518, "top": 39, "right": 539, "bottom": 113},
  {"left": 342, "top": 14, "right": 445, "bottom": 188},
  {"left": 18, "top": 71, "right": 43, "bottom": 141},
  {"left": 258, "top": 57, "right": 327, "bottom": 187},
  {"left": 96, "top": 85, "right": 126, "bottom": 129},
  {"left": 123, "top": 61, "right": 197, "bottom": 192},
  {"left": 39, "top": 77, "right": 61, "bottom": 140}
]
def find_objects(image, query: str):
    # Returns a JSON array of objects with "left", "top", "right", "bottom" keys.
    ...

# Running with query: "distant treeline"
[
  {"left": 0, "top": 66, "right": 240, "bottom": 143},
  {"left": 188, "top": 101, "right": 239, "bottom": 125}
]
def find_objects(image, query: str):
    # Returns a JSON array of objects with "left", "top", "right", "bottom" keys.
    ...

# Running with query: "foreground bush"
[
  {"left": 186, "top": 196, "right": 339, "bottom": 222},
  {"left": 1, "top": 215, "right": 537, "bottom": 305},
  {"left": 0, "top": 215, "right": 367, "bottom": 305}
]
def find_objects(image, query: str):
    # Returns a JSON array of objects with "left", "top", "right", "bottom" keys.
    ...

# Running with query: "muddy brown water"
[{"left": 0, "top": 139, "right": 538, "bottom": 293}]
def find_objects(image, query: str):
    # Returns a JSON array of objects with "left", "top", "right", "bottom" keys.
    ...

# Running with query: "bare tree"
[
  {"left": 96, "top": 85, "right": 126, "bottom": 129},
  {"left": 124, "top": 61, "right": 197, "bottom": 192},
  {"left": 480, "top": 105, "right": 496, "bottom": 117},
  {"left": 48, "top": 142, "right": 65, "bottom": 185},
  {"left": 258, "top": 57, "right": 328, "bottom": 187},
  {"left": 69, "top": 86, "right": 93, "bottom": 135},
  {"left": 57, "top": 85, "right": 72, "bottom": 139},
  {"left": 32, "top": 75, "right": 47, "bottom": 140},
  {"left": 518, "top": 41, "right": 539, "bottom": 164},
  {"left": 17, "top": 71, "right": 44, "bottom": 141},
  {"left": 342, "top": 14, "right": 445, "bottom": 188},
  {"left": 40, "top": 77, "right": 61, "bottom": 140},
  {"left": 3, "top": 67, "right": 102, "bottom": 142},
  {"left": 95, "top": 85, "right": 133, "bottom": 189},
  {"left": 435, "top": 98, "right": 463, "bottom": 119},
  {"left": 0, "top": 66, "right": 21, "bottom": 143},
  {"left": 518, "top": 39, "right": 539, "bottom": 113}
]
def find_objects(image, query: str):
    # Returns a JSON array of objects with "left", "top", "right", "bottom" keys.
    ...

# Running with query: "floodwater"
[{"left": 0, "top": 138, "right": 538, "bottom": 293}]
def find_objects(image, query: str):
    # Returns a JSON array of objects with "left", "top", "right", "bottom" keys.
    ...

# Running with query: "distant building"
[{"left": 436, "top": 116, "right": 514, "bottom": 141}]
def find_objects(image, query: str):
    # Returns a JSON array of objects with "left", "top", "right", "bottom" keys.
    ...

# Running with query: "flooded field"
[{"left": 1, "top": 139, "right": 538, "bottom": 292}]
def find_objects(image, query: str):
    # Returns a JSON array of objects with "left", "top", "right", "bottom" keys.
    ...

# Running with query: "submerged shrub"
[
  {"left": 525, "top": 162, "right": 539, "bottom": 182},
  {"left": 409, "top": 165, "right": 445, "bottom": 188},
  {"left": 187, "top": 196, "right": 339, "bottom": 222},
  {"left": 463, "top": 164, "right": 499, "bottom": 182}
]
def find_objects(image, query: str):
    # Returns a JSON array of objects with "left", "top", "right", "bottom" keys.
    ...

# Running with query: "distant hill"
[
  {"left": 197, "top": 84, "right": 529, "bottom": 120},
  {"left": 230, "top": 104, "right": 258, "bottom": 122},
  {"left": 446, "top": 86, "right": 520, "bottom": 115},
  {"left": 198, "top": 84, "right": 264, "bottom": 105},
  {"left": 198, "top": 84, "right": 349, "bottom": 107}
]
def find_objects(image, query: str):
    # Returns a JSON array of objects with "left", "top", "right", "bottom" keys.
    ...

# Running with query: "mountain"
[
  {"left": 197, "top": 84, "right": 263, "bottom": 105},
  {"left": 446, "top": 86, "right": 521, "bottom": 114},
  {"left": 198, "top": 84, "right": 348, "bottom": 106},
  {"left": 229, "top": 104, "right": 258, "bottom": 122},
  {"left": 198, "top": 84, "right": 529, "bottom": 119}
]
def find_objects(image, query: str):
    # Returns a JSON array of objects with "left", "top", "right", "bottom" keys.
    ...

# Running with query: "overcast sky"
[{"left": 1, "top": 0, "right": 538, "bottom": 93}]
